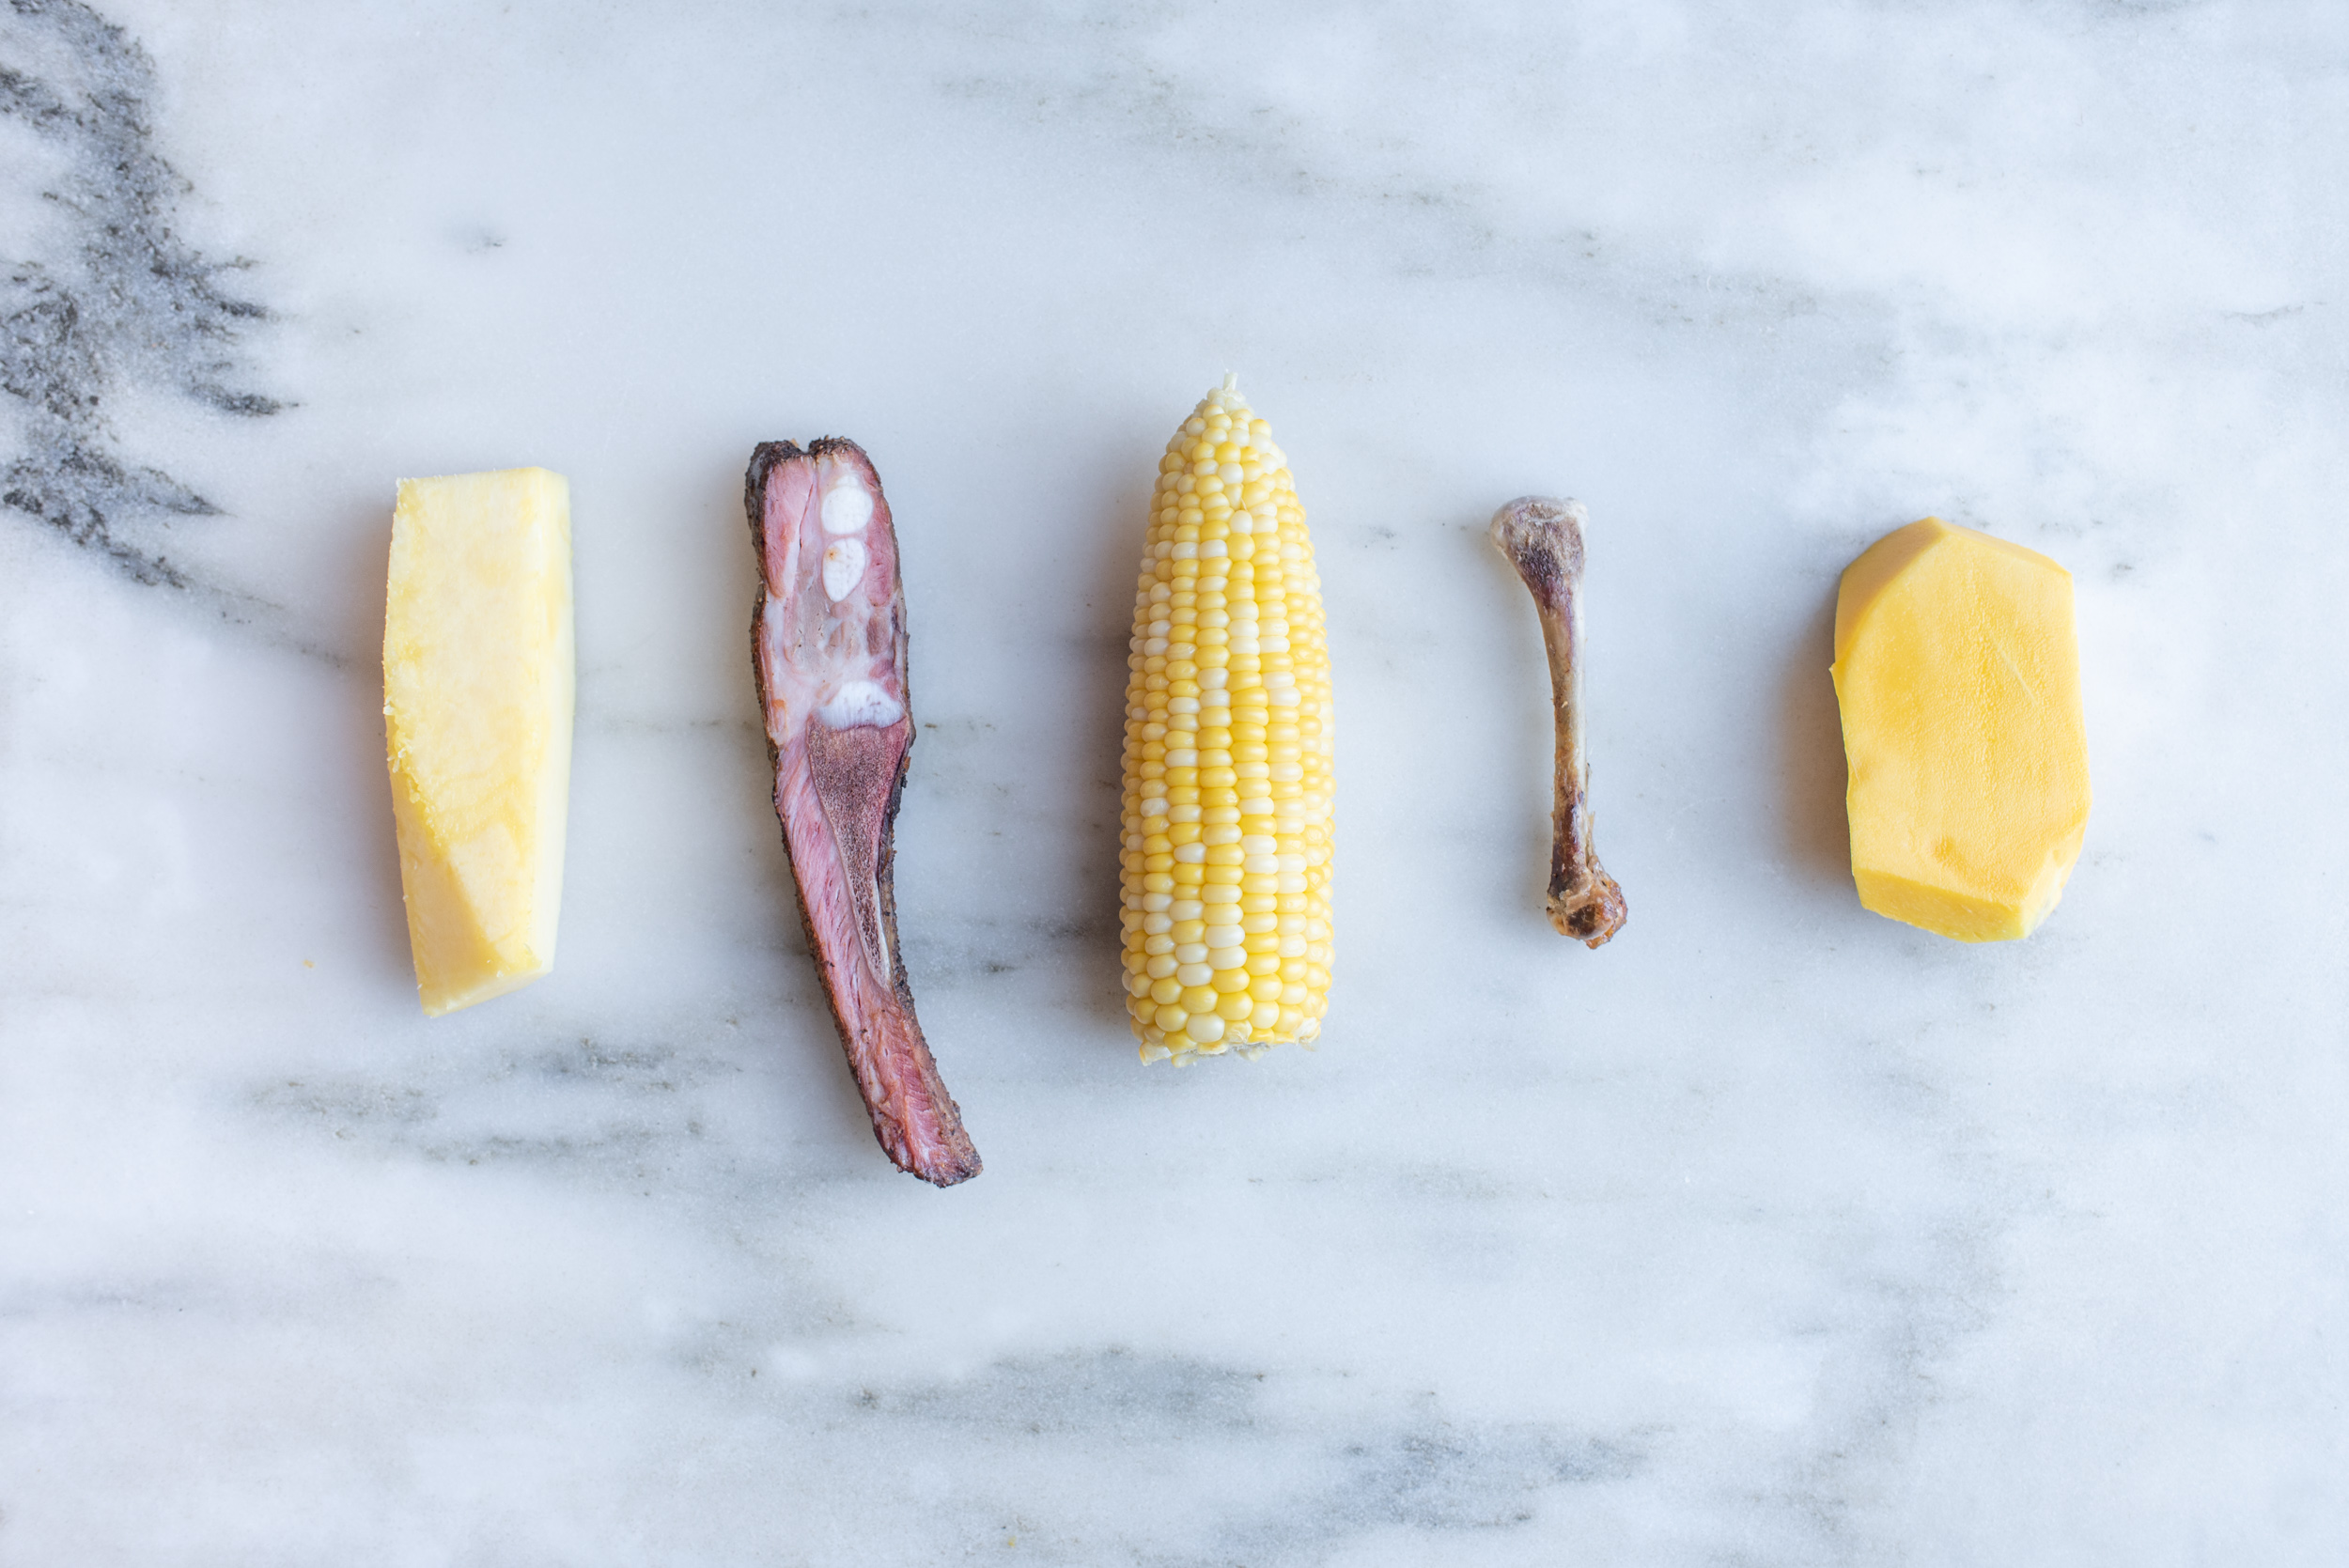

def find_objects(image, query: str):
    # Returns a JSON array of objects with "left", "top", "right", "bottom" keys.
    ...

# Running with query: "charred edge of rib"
[
  {"left": 780, "top": 830, "right": 952, "bottom": 1184},
  {"left": 779, "top": 765, "right": 958, "bottom": 1187},
  {"left": 790, "top": 730, "right": 980, "bottom": 1187},
  {"left": 858, "top": 730, "right": 981, "bottom": 1187},
  {"left": 853, "top": 595, "right": 980, "bottom": 1186},
  {"left": 803, "top": 435, "right": 870, "bottom": 466},
  {"left": 743, "top": 439, "right": 807, "bottom": 553},
  {"left": 873, "top": 660, "right": 915, "bottom": 1007},
  {"left": 744, "top": 443, "right": 792, "bottom": 795}
]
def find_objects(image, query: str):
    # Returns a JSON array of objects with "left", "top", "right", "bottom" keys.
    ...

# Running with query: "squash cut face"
[
  {"left": 1831, "top": 518, "right": 2090, "bottom": 941},
  {"left": 383, "top": 468, "right": 575, "bottom": 1013}
]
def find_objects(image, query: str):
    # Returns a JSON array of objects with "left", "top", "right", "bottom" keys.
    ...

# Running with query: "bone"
[
  {"left": 818, "top": 677, "right": 904, "bottom": 729},
  {"left": 820, "top": 477, "right": 874, "bottom": 534},
  {"left": 821, "top": 536, "right": 867, "bottom": 600},
  {"left": 1490, "top": 496, "right": 1628, "bottom": 948}
]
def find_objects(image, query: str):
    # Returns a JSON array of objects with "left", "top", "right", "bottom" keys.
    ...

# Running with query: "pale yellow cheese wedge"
[
  {"left": 1831, "top": 517, "right": 2090, "bottom": 941},
  {"left": 383, "top": 468, "right": 575, "bottom": 1014}
]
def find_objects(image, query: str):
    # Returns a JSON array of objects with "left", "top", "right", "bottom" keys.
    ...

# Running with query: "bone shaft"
[{"left": 1537, "top": 576, "right": 1595, "bottom": 896}]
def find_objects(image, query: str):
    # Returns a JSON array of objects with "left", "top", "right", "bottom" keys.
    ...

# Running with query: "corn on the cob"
[{"left": 1119, "top": 376, "right": 1332, "bottom": 1064}]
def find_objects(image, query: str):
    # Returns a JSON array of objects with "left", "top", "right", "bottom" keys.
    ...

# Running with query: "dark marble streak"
[
  {"left": 0, "top": 0, "right": 280, "bottom": 585},
  {"left": 247, "top": 1032, "right": 754, "bottom": 1179},
  {"left": 859, "top": 1347, "right": 1641, "bottom": 1560}
]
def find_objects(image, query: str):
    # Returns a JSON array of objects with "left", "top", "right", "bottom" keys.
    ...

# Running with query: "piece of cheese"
[
  {"left": 1831, "top": 517, "right": 2090, "bottom": 941},
  {"left": 383, "top": 468, "right": 575, "bottom": 1014}
]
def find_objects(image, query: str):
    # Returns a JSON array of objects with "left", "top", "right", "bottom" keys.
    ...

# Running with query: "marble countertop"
[{"left": 5, "top": 1, "right": 2344, "bottom": 1561}]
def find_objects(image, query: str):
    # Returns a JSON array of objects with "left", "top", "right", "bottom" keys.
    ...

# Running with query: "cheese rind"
[
  {"left": 383, "top": 468, "right": 575, "bottom": 1014},
  {"left": 1831, "top": 517, "right": 2090, "bottom": 942}
]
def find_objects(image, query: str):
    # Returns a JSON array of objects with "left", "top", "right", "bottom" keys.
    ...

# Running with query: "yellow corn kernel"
[{"left": 1120, "top": 376, "right": 1332, "bottom": 1063}]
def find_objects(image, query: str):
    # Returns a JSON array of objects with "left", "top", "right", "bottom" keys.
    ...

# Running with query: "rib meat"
[{"left": 747, "top": 438, "right": 980, "bottom": 1187}]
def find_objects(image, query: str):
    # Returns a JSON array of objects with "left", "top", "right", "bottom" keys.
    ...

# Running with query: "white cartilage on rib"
[
  {"left": 821, "top": 480, "right": 874, "bottom": 535},
  {"left": 822, "top": 536, "right": 867, "bottom": 601},
  {"left": 818, "top": 677, "right": 905, "bottom": 729}
]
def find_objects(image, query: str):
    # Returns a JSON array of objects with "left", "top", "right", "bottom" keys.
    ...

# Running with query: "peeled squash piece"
[
  {"left": 1831, "top": 517, "right": 2090, "bottom": 941},
  {"left": 383, "top": 468, "right": 575, "bottom": 1014}
]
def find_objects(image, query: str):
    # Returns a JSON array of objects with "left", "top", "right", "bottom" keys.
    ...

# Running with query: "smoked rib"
[{"left": 747, "top": 438, "right": 979, "bottom": 1187}]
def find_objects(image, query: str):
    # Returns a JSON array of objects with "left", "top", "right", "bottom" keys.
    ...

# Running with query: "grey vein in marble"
[
  {"left": 0, "top": 0, "right": 278, "bottom": 585},
  {"left": 854, "top": 1349, "right": 1642, "bottom": 1564}
]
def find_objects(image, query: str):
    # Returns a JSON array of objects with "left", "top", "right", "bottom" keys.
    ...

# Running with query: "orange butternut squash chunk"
[{"left": 1831, "top": 518, "right": 2090, "bottom": 941}]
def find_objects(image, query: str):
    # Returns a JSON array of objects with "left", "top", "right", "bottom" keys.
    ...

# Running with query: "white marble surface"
[{"left": 5, "top": 1, "right": 2346, "bottom": 1560}]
